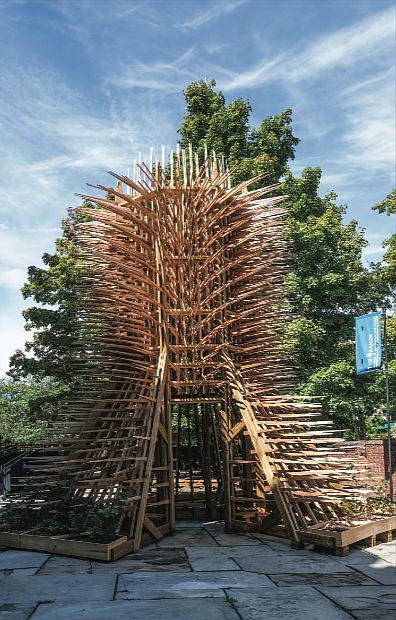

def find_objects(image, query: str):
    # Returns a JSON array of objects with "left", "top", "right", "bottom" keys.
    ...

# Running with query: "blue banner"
[{"left": 355, "top": 312, "right": 381, "bottom": 374}]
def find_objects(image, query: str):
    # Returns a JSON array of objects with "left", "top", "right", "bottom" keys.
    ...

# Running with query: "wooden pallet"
[
  {"left": 231, "top": 514, "right": 395, "bottom": 555},
  {"left": 298, "top": 515, "right": 396, "bottom": 556}
]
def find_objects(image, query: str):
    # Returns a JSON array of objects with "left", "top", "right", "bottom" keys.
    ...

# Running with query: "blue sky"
[{"left": 0, "top": 0, "right": 395, "bottom": 375}]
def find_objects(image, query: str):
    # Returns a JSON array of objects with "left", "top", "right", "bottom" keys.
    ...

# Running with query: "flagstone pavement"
[{"left": 0, "top": 520, "right": 394, "bottom": 620}]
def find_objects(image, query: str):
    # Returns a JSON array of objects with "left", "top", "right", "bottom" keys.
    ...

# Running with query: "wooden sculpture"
[{"left": 30, "top": 152, "right": 371, "bottom": 554}]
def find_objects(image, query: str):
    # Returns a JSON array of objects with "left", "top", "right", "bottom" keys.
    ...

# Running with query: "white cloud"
[
  {"left": 0, "top": 314, "right": 28, "bottom": 377},
  {"left": 338, "top": 71, "right": 395, "bottom": 177},
  {"left": 363, "top": 245, "right": 385, "bottom": 257},
  {"left": 365, "top": 233, "right": 389, "bottom": 240},
  {"left": 0, "top": 268, "right": 27, "bottom": 289},
  {"left": 205, "top": 43, "right": 231, "bottom": 55},
  {"left": 0, "top": 62, "right": 178, "bottom": 228},
  {"left": 115, "top": 48, "right": 197, "bottom": 92},
  {"left": 220, "top": 6, "right": 395, "bottom": 90},
  {"left": 178, "top": 0, "right": 246, "bottom": 30}
]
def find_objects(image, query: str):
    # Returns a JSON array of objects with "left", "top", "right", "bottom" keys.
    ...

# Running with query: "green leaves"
[
  {"left": 177, "top": 79, "right": 299, "bottom": 187},
  {"left": 282, "top": 169, "right": 380, "bottom": 379},
  {"left": 0, "top": 376, "right": 69, "bottom": 443},
  {"left": 0, "top": 495, "right": 121, "bottom": 543},
  {"left": 372, "top": 189, "right": 396, "bottom": 216},
  {"left": 370, "top": 189, "right": 396, "bottom": 300},
  {"left": 8, "top": 201, "right": 97, "bottom": 382}
]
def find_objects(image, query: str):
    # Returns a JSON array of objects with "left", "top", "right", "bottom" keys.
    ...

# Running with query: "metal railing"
[{"left": 0, "top": 445, "right": 35, "bottom": 494}]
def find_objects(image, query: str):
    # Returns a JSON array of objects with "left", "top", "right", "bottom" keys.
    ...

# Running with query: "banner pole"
[{"left": 381, "top": 306, "right": 394, "bottom": 502}]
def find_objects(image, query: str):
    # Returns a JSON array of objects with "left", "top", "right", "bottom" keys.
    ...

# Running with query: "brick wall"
[{"left": 334, "top": 439, "right": 396, "bottom": 500}]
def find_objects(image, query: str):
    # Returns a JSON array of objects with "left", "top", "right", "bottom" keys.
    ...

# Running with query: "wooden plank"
[
  {"left": 230, "top": 519, "right": 259, "bottom": 533},
  {"left": 264, "top": 526, "right": 290, "bottom": 539},
  {"left": 170, "top": 398, "right": 224, "bottom": 404},
  {"left": 230, "top": 496, "right": 267, "bottom": 503},
  {"left": 228, "top": 420, "right": 246, "bottom": 441},
  {"left": 0, "top": 532, "right": 127, "bottom": 561},
  {"left": 132, "top": 348, "right": 168, "bottom": 552},
  {"left": 299, "top": 516, "right": 396, "bottom": 548},
  {"left": 338, "top": 516, "right": 396, "bottom": 547},
  {"left": 0, "top": 532, "right": 21, "bottom": 548},
  {"left": 228, "top": 382, "right": 301, "bottom": 544},
  {"left": 158, "top": 421, "right": 168, "bottom": 443},
  {"left": 143, "top": 516, "right": 164, "bottom": 539}
]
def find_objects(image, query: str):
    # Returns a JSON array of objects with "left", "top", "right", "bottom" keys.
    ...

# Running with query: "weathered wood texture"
[{"left": 0, "top": 532, "right": 128, "bottom": 561}]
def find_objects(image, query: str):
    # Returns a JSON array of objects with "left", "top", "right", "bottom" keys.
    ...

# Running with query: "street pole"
[{"left": 381, "top": 306, "right": 394, "bottom": 502}]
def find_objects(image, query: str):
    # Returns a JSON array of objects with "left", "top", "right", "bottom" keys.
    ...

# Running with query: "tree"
[
  {"left": 281, "top": 169, "right": 382, "bottom": 378},
  {"left": 371, "top": 189, "right": 396, "bottom": 303},
  {"left": 178, "top": 79, "right": 300, "bottom": 188},
  {"left": 7, "top": 202, "right": 96, "bottom": 382},
  {"left": 0, "top": 376, "right": 68, "bottom": 444},
  {"left": 292, "top": 188, "right": 396, "bottom": 439},
  {"left": 300, "top": 317, "right": 396, "bottom": 439}
]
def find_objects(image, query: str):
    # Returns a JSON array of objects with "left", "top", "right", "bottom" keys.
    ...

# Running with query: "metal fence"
[{"left": 0, "top": 445, "right": 35, "bottom": 494}]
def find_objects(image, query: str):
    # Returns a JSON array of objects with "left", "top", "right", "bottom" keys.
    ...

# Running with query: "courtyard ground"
[{"left": 0, "top": 519, "right": 394, "bottom": 620}]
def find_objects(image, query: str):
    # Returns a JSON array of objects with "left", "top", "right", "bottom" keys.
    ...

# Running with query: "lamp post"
[{"left": 381, "top": 306, "right": 394, "bottom": 502}]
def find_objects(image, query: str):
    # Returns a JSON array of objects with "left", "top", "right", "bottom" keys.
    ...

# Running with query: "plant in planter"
[
  {"left": 321, "top": 464, "right": 395, "bottom": 531},
  {"left": 0, "top": 485, "right": 123, "bottom": 544}
]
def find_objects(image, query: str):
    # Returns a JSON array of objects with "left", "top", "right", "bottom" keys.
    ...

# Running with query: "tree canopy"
[
  {"left": 0, "top": 376, "right": 68, "bottom": 444},
  {"left": 7, "top": 202, "right": 96, "bottom": 382},
  {"left": 371, "top": 189, "right": 396, "bottom": 302},
  {"left": 178, "top": 79, "right": 300, "bottom": 188}
]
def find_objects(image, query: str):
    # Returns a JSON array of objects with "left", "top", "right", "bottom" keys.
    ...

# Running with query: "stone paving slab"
[
  {"left": 364, "top": 541, "right": 396, "bottom": 563},
  {"left": 185, "top": 545, "right": 276, "bottom": 557},
  {"left": 349, "top": 561, "right": 396, "bottom": 586},
  {"left": 185, "top": 544, "right": 278, "bottom": 570},
  {"left": 178, "top": 520, "right": 222, "bottom": 529},
  {"left": 115, "top": 588, "right": 226, "bottom": 599},
  {"left": 332, "top": 553, "right": 396, "bottom": 585},
  {"left": 333, "top": 548, "right": 395, "bottom": 566},
  {"left": 29, "top": 599, "right": 240, "bottom": 620},
  {"left": 316, "top": 585, "right": 396, "bottom": 611},
  {"left": 235, "top": 554, "right": 355, "bottom": 574},
  {"left": 117, "top": 570, "right": 276, "bottom": 595},
  {"left": 186, "top": 555, "right": 240, "bottom": 571},
  {"left": 37, "top": 556, "right": 91, "bottom": 574},
  {"left": 0, "top": 603, "right": 37, "bottom": 620},
  {"left": 157, "top": 528, "right": 218, "bottom": 547},
  {"left": 251, "top": 532, "right": 292, "bottom": 546},
  {"left": 0, "top": 573, "right": 116, "bottom": 604},
  {"left": 211, "top": 533, "right": 261, "bottom": 546},
  {"left": 91, "top": 549, "right": 191, "bottom": 573},
  {"left": 2, "top": 568, "right": 39, "bottom": 578},
  {"left": 0, "top": 550, "right": 49, "bottom": 570},
  {"left": 347, "top": 611, "right": 394, "bottom": 620},
  {"left": 227, "top": 586, "right": 354, "bottom": 620},
  {"left": 268, "top": 572, "right": 380, "bottom": 586}
]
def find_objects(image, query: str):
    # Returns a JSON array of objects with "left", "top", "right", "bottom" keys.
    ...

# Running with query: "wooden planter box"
[
  {"left": 0, "top": 522, "right": 171, "bottom": 561},
  {"left": 298, "top": 515, "right": 396, "bottom": 556},
  {"left": 0, "top": 532, "right": 128, "bottom": 561}
]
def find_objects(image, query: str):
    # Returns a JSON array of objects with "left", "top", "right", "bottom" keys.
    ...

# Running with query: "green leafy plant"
[
  {"left": 0, "top": 493, "right": 122, "bottom": 544},
  {"left": 340, "top": 463, "right": 394, "bottom": 519}
]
